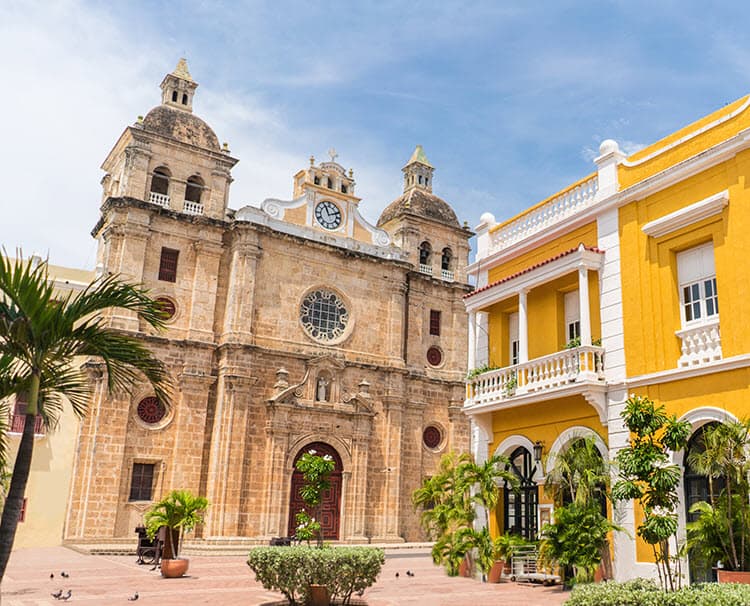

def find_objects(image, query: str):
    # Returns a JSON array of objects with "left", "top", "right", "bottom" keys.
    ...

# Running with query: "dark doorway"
[
  {"left": 287, "top": 442, "right": 342, "bottom": 540},
  {"left": 503, "top": 446, "right": 539, "bottom": 540}
]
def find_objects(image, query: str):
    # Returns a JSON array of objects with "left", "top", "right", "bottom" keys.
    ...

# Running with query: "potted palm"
[
  {"left": 487, "top": 533, "right": 525, "bottom": 583},
  {"left": 145, "top": 490, "right": 209, "bottom": 578},
  {"left": 687, "top": 420, "right": 750, "bottom": 583}
]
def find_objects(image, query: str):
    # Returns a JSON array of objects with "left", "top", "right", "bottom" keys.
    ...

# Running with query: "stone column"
[
  {"left": 518, "top": 289, "right": 529, "bottom": 363},
  {"left": 188, "top": 237, "right": 223, "bottom": 342},
  {"left": 578, "top": 266, "right": 592, "bottom": 347},
  {"left": 467, "top": 311, "right": 476, "bottom": 370},
  {"left": 372, "top": 398, "right": 405, "bottom": 542},
  {"left": 221, "top": 235, "right": 261, "bottom": 343},
  {"left": 344, "top": 428, "right": 371, "bottom": 542}
]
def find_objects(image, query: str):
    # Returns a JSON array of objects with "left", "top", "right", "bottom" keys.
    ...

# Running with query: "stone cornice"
[{"left": 641, "top": 190, "right": 728, "bottom": 237}]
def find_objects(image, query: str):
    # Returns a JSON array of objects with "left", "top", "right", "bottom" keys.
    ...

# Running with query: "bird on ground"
[
  {"left": 60, "top": 589, "right": 72, "bottom": 601},
  {"left": 406, "top": 570, "right": 414, "bottom": 577},
  {"left": 51, "top": 589, "right": 63, "bottom": 599},
  {"left": 128, "top": 592, "right": 139, "bottom": 601},
  {"left": 395, "top": 572, "right": 399, "bottom": 578},
  {"left": 61, "top": 571, "right": 70, "bottom": 578},
  {"left": 50, "top": 573, "right": 55, "bottom": 579}
]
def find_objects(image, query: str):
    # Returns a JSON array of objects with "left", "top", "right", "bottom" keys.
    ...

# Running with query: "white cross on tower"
[{"left": 327, "top": 147, "right": 338, "bottom": 162}]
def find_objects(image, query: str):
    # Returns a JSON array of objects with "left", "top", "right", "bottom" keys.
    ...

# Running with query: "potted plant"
[
  {"left": 687, "top": 420, "right": 750, "bottom": 583},
  {"left": 487, "top": 533, "right": 524, "bottom": 583},
  {"left": 145, "top": 489, "right": 209, "bottom": 578}
]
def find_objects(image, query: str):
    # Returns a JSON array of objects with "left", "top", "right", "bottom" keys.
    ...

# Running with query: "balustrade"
[
  {"left": 149, "top": 192, "right": 170, "bottom": 208},
  {"left": 676, "top": 320, "right": 722, "bottom": 367},
  {"left": 183, "top": 200, "right": 205, "bottom": 215}
]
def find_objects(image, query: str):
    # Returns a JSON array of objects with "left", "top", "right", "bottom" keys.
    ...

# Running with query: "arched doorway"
[
  {"left": 684, "top": 422, "right": 724, "bottom": 583},
  {"left": 287, "top": 442, "right": 343, "bottom": 540},
  {"left": 503, "top": 446, "right": 538, "bottom": 540}
]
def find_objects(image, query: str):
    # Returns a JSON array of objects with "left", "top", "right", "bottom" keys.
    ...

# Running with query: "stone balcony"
[
  {"left": 183, "top": 200, "right": 205, "bottom": 215},
  {"left": 465, "top": 345, "right": 606, "bottom": 419},
  {"left": 149, "top": 191, "right": 170, "bottom": 208}
]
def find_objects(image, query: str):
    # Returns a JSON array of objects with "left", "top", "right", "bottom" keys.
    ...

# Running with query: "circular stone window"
[
  {"left": 426, "top": 346, "right": 443, "bottom": 366},
  {"left": 423, "top": 425, "right": 442, "bottom": 449},
  {"left": 300, "top": 289, "right": 349, "bottom": 342},
  {"left": 155, "top": 297, "right": 176, "bottom": 321},
  {"left": 137, "top": 397, "right": 167, "bottom": 425}
]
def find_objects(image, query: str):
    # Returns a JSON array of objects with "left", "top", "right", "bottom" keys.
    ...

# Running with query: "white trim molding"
[
  {"left": 626, "top": 352, "right": 750, "bottom": 388},
  {"left": 545, "top": 425, "right": 608, "bottom": 475},
  {"left": 493, "top": 434, "right": 544, "bottom": 483},
  {"left": 641, "top": 190, "right": 728, "bottom": 238}
]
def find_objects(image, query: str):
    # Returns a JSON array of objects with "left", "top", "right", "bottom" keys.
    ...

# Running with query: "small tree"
[
  {"left": 145, "top": 490, "right": 208, "bottom": 559},
  {"left": 412, "top": 451, "right": 518, "bottom": 576},
  {"left": 294, "top": 450, "right": 335, "bottom": 548},
  {"left": 612, "top": 395, "right": 690, "bottom": 591}
]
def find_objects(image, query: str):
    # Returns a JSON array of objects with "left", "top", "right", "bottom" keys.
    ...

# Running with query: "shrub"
[
  {"left": 247, "top": 546, "right": 384, "bottom": 605},
  {"left": 566, "top": 579, "right": 750, "bottom": 606}
]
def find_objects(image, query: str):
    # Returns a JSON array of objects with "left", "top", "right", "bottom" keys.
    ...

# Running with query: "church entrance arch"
[{"left": 287, "top": 442, "right": 343, "bottom": 540}]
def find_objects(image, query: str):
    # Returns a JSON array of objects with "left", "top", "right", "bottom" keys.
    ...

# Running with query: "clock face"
[{"left": 314, "top": 201, "right": 342, "bottom": 230}]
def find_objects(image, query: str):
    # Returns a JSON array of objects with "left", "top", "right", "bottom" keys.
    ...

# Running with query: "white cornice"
[
  {"left": 642, "top": 190, "right": 728, "bottom": 238},
  {"left": 626, "top": 353, "right": 750, "bottom": 388},
  {"left": 465, "top": 246, "right": 604, "bottom": 311}
]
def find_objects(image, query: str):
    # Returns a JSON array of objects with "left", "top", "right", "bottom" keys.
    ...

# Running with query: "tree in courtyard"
[
  {"left": 0, "top": 253, "right": 171, "bottom": 582},
  {"left": 412, "top": 451, "right": 518, "bottom": 576},
  {"left": 294, "top": 449, "right": 336, "bottom": 548},
  {"left": 611, "top": 395, "right": 690, "bottom": 591}
]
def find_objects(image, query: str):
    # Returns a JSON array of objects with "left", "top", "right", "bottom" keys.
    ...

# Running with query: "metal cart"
[{"left": 510, "top": 545, "right": 560, "bottom": 585}]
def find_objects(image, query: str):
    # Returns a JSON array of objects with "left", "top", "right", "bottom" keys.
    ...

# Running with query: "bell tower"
[
  {"left": 160, "top": 58, "right": 198, "bottom": 112},
  {"left": 402, "top": 145, "right": 435, "bottom": 194}
]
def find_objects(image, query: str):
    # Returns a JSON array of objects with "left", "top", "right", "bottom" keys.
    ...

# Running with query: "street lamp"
[{"left": 533, "top": 440, "right": 544, "bottom": 464}]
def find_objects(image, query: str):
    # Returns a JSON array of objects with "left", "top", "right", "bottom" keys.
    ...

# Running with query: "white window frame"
[
  {"left": 564, "top": 290, "right": 580, "bottom": 343},
  {"left": 677, "top": 243, "right": 718, "bottom": 328},
  {"left": 508, "top": 312, "right": 519, "bottom": 366}
]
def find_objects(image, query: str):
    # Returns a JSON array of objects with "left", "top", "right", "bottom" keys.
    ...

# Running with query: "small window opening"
[
  {"left": 182, "top": 93, "right": 188, "bottom": 105},
  {"left": 327, "top": 178, "right": 333, "bottom": 189},
  {"left": 129, "top": 463, "right": 155, "bottom": 501},
  {"left": 314, "top": 176, "right": 320, "bottom": 185},
  {"left": 159, "top": 247, "right": 179, "bottom": 282},
  {"left": 185, "top": 175, "right": 204, "bottom": 204},
  {"left": 429, "top": 310, "right": 441, "bottom": 336},
  {"left": 341, "top": 184, "right": 348, "bottom": 194},
  {"left": 418, "top": 175, "right": 423, "bottom": 184},
  {"left": 425, "top": 178, "right": 429, "bottom": 187},
  {"left": 441, "top": 248, "right": 452, "bottom": 271},
  {"left": 171, "top": 90, "right": 178, "bottom": 102},
  {"left": 419, "top": 241, "right": 432, "bottom": 266},
  {"left": 150, "top": 167, "right": 170, "bottom": 196}
]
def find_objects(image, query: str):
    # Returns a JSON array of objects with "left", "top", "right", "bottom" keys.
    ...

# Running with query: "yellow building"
[
  {"left": 6, "top": 258, "right": 94, "bottom": 547},
  {"left": 464, "top": 95, "right": 750, "bottom": 582}
]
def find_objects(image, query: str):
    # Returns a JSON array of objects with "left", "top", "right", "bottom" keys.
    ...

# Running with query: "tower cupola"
[
  {"left": 402, "top": 145, "right": 435, "bottom": 193},
  {"left": 160, "top": 58, "right": 198, "bottom": 112}
]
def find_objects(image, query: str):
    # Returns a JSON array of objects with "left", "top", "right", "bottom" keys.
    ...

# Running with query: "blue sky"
[{"left": 2, "top": 1, "right": 750, "bottom": 268}]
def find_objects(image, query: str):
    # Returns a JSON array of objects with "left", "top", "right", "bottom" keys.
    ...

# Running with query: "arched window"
[
  {"left": 150, "top": 167, "right": 171, "bottom": 196},
  {"left": 182, "top": 93, "right": 188, "bottom": 105},
  {"left": 314, "top": 176, "right": 320, "bottom": 185},
  {"left": 185, "top": 175, "right": 204, "bottom": 204},
  {"left": 503, "top": 447, "right": 538, "bottom": 540},
  {"left": 341, "top": 184, "right": 348, "bottom": 194},
  {"left": 171, "top": 90, "right": 178, "bottom": 102},
  {"left": 327, "top": 177, "right": 333, "bottom": 189},
  {"left": 441, "top": 248, "right": 453, "bottom": 271},
  {"left": 419, "top": 241, "right": 432, "bottom": 266},
  {"left": 418, "top": 175, "right": 423, "bottom": 184}
]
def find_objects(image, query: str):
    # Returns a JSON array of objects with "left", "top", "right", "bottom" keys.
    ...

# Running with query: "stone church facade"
[{"left": 64, "top": 60, "right": 472, "bottom": 544}]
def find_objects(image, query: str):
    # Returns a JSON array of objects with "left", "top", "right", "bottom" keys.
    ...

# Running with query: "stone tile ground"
[{"left": 2, "top": 547, "right": 569, "bottom": 605}]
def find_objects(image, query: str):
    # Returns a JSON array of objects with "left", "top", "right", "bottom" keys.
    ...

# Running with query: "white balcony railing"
[
  {"left": 676, "top": 320, "right": 722, "bottom": 367},
  {"left": 419, "top": 263, "right": 433, "bottom": 275},
  {"left": 488, "top": 175, "right": 598, "bottom": 255},
  {"left": 183, "top": 200, "right": 205, "bottom": 216},
  {"left": 149, "top": 192, "right": 170, "bottom": 208},
  {"left": 467, "top": 346, "right": 605, "bottom": 408},
  {"left": 441, "top": 269, "right": 455, "bottom": 282}
]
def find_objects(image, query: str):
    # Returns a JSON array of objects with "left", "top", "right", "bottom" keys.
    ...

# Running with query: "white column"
[
  {"left": 467, "top": 311, "right": 476, "bottom": 371},
  {"left": 578, "top": 266, "right": 592, "bottom": 346},
  {"left": 518, "top": 290, "right": 529, "bottom": 363}
]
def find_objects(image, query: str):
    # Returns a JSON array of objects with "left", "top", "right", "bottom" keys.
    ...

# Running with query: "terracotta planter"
[
  {"left": 458, "top": 556, "right": 472, "bottom": 578},
  {"left": 488, "top": 560, "right": 507, "bottom": 583},
  {"left": 161, "top": 558, "right": 190, "bottom": 578},
  {"left": 717, "top": 569, "right": 750, "bottom": 584},
  {"left": 307, "top": 584, "right": 329, "bottom": 606}
]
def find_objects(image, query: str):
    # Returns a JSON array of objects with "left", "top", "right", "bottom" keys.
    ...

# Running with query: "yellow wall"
[
  {"left": 620, "top": 149, "right": 750, "bottom": 376},
  {"left": 11, "top": 407, "right": 79, "bottom": 547}
]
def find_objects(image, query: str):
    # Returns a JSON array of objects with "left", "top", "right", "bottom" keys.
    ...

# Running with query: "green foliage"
[
  {"left": 144, "top": 490, "right": 208, "bottom": 558},
  {"left": 247, "top": 546, "right": 384, "bottom": 606},
  {"left": 412, "top": 451, "right": 518, "bottom": 576},
  {"left": 566, "top": 578, "right": 750, "bottom": 606},
  {"left": 612, "top": 395, "right": 690, "bottom": 591},
  {"left": 493, "top": 532, "right": 528, "bottom": 561},
  {"left": 686, "top": 420, "right": 750, "bottom": 571},
  {"left": 539, "top": 503, "right": 619, "bottom": 584},
  {"left": 466, "top": 364, "right": 499, "bottom": 380},
  {"left": 294, "top": 450, "right": 335, "bottom": 548},
  {"left": 564, "top": 336, "right": 602, "bottom": 349}
]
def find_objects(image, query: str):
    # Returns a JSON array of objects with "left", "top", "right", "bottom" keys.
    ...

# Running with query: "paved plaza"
[{"left": 2, "top": 547, "right": 569, "bottom": 605}]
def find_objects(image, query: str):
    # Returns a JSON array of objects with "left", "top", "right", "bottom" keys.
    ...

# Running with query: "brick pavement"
[{"left": 2, "top": 547, "right": 569, "bottom": 606}]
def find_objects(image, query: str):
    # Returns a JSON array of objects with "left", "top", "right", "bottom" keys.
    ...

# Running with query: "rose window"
[
  {"left": 423, "top": 426, "right": 442, "bottom": 449},
  {"left": 300, "top": 290, "right": 349, "bottom": 342},
  {"left": 137, "top": 397, "right": 166, "bottom": 425}
]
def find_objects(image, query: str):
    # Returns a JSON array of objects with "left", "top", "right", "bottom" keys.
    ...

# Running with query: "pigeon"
[
  {"left": 128, "top": 592, "right": 139, "bottom": 601},
  {"left": 395, "top": 572, "right": 399, "bottom": 578},
  {"left": 50, "top": 573, "right": 55, "bottom": 579},
  {"left": 61, "top": 571, "right": 70, "bottom": 578},
  {"left": 51, "top": 589, "right": 63, "bottom": 599},
  {"left": 60, "top": 589, "right": 72, "bottom": 601},
  {"left": 406, "top": 570, "right": 414, "bottom": 577}
]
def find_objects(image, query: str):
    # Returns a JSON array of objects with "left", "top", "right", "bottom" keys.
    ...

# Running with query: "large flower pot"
[
  {"left": 307, "top": 584, "right": 329, "bottom": 606},
  {"left": 488, "top": 560, "right": 508, "bottom": 583},
  {"left": 458, "top": 556, "right": 472, "bottom": 578},
  {"left": 718, "top": 569, "right": 750, "bottom": 584},
  {"left": 161, "top": 558, "right": 190, "bottom": 578}
]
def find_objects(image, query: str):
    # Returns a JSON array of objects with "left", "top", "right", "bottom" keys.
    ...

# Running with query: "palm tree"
[
  {"left": 0, "top": 253, "right": 171, "bottom": 581},
  {"left": 144, "top": 490, "right": 208, "bottom": 559}
]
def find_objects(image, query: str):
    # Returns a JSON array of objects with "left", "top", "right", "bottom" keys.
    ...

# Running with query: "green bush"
[
  {"left": 566, "top": 578, "right": 750, "bottom": 606},
  {"left": 247, "top": 546, "right": 384, "bottom": 605}
]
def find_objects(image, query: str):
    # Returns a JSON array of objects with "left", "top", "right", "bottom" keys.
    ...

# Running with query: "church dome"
[
  {"left": 141, "top": 105, "right": 221, "bottom": 151},
  {"left": 377, "top": 188, "right": 460, "bottom": 229}
]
